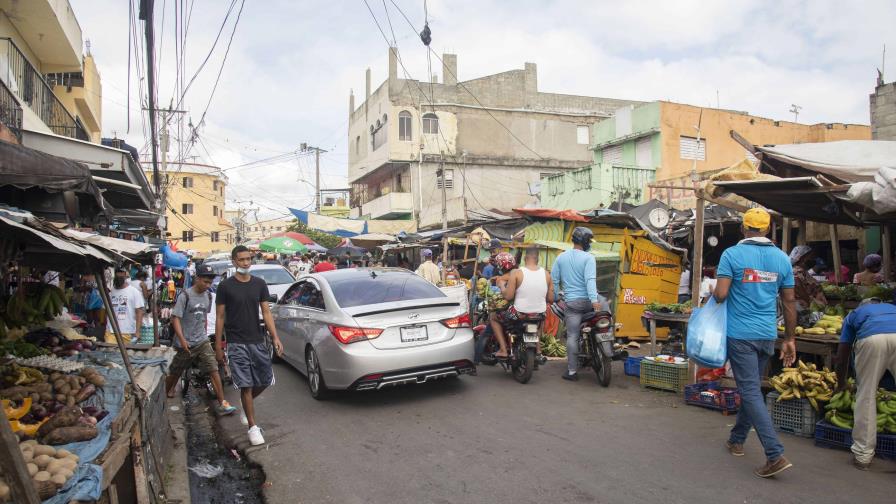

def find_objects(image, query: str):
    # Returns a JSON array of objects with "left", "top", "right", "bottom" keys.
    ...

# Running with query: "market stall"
[{"left": 0, "top": 212, "right": 173, "bottom": 504}]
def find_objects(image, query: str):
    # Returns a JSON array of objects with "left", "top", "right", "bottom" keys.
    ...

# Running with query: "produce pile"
[
  {"left": 0, "top": 442, "right": 82, "bottom": 500},
  {"left": 825, "top": 387, "right": 896, "bottom": 434},
  {"left": 0, "top": 284, "right": 68, "bottom": 335},
  {"left": 821, "top": 283, "right": 861, "bottom": 301},
  {"left": 769, "top": 360, "right": 836, "bottom": 411},
  {"left": 1, "top": 364, "right": 106, "bottom": 442},
  {"left": 476, "top": 277, "right": 508, "bottom": 311},
  {"left": 540, "top": 333, "right": 566, "bottom": 358},
  {"left": 645, "top": 300, "right": 692, "bottom": 314},
  {"left": 794, "top": 313, "right": 844, "bottom": 337}
]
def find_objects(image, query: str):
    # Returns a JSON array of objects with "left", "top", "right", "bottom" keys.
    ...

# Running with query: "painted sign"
[
  {"left": 630, "top": 248, "right": 667, "bottom": 277},
  {"left": 622, "top": 288, "right": 647, "bottom": 304}
]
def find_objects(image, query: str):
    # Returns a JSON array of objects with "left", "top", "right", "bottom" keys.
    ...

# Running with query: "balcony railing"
[
  {"left": 0, "top": 78, "right": 23, "bottom": 142},
  {"left": 0, "top": 38, "right": 89, "bottom": 141}
]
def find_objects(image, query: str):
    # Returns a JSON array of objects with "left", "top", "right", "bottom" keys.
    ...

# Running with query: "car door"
[
  {"left": 294, "top": 279, "right": 328, "bottom": 373},
  {"left": 274, "top": 282, "right": 305, "bottom": 366}
]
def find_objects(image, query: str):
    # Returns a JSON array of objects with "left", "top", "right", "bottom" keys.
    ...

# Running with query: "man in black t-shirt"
[{"left": 215, "top": 245, "right": 284, "bottom": 446}]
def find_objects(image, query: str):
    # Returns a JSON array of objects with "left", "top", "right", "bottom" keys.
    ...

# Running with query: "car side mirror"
[{"left": 268, "top": 294, "right": 279, "bottom": 303}]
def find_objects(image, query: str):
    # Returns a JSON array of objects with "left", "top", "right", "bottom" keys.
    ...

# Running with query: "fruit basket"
[{"left": 640, "top": 358, "right": 689, "bottom": 392}]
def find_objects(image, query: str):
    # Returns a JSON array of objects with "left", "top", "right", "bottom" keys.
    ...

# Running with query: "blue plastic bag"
[{"left": 686, "top": 297, "right": 727, "bottom": 368}]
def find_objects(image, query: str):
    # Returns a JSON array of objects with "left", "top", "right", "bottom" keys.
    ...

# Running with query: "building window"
[
  {"left": 212, "top": 205, "right": 218, "bottom": 217},
  {"left": 436, "top": 169, "right": 454, "bottom": 189},
  {"left": 399, "top": 111, "right": 413, "bottom": 141},
  {"left": 355, "top": 136, "right": 361, "bottom": 155},
  {"left": 182, "top": 230, "right": 194, "bottom": 242},
  {"left": 213, "top": 180, "right": 219, "bottom": 191},
  {"left": 423, "top": 113, "right": 439, "bottom": 135},
  {"left": 679, "top": 136, "right": 706, "bottom": 161},
  {"left": 372, "top": 116, "right": 387, "bottom": 151},
  {"left": 576, "top": 125, "right": 589, "bottom": 145},
  {"left": 211, "top": 232, "right": 220, "bottom": 242},
  {"left": 182, "top": 177, "right": 193, "bottom": 188},
  {"left": 602, "top": 145, "right": 623, "bottom": 165},
  {"left": 635, "top": 138, "right": 653, "bottom": 167},
  {"left": 182, "top": 203, "right": 193, "bottom": 214}
]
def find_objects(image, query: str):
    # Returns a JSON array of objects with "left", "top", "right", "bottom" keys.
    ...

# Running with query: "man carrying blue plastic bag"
[{"left": 713, "top": 208, "right": 798, "bottom": 478}]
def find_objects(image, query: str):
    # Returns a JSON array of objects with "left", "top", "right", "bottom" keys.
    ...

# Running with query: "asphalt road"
[{"left": 216, "top": 360, "right": 895, "bottom": 504}]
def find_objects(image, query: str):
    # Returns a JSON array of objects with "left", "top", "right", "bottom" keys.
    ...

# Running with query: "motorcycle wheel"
[
  {"left": 511, "top": 344, "right": 535, "bottom": 384},
  {"left": 589, "top": 334, "right": 612, "bottom": 387},
  {"left": 480, "top": 336, "right": 499, "bottom": 366}
]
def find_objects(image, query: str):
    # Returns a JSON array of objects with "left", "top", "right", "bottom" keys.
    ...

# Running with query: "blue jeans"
[
  {"left": 727, "top": 338, "right": 784, "bottom": 461},
  {"left": 564, "top": 299, "right": 594, "bottom": 374}
]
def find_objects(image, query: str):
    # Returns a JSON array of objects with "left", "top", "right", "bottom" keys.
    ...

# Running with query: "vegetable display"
[
  {"left": 645, "top": 300, "right": 692, "bottom": 314},
  {"left": 0, "top": 441, "right": 82, "bottom": 500},
  {"left": 769, "top": 360, "right": 836, "bottom": 411},
  {"left": 825, "top": 388, "right": 896, "bottom": 433},
  {"left": 540, "top": 333, "right": 566, "bottom": 358}
]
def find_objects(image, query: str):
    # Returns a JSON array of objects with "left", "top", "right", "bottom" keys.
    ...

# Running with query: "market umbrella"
[
  {"left": 272, "top": 231, "right": 316, "bottom": 245},
  {"left": 259, "top": 236, "right": 308, "bottom": 254},
  {"left": 305, "top": 243, "right": 327, "bottom": 253},
  {"left": 350, "top": 233, "right": 395, "bottom": 249},
  {"left": 327, "top": 245, "right": 367, "bottom": 259}
]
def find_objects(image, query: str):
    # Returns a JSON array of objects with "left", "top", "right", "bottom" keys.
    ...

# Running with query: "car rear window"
[
  {"left": 328, "top": 271, "right": 446, "bottom": 308},
  {"left": 250, "top": 268, "right": 295, "bottom": 285}
]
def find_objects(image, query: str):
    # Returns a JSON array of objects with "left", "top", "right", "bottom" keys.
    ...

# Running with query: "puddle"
[{"left": 184, "top": 383, "right": 264, "bottom": 503}]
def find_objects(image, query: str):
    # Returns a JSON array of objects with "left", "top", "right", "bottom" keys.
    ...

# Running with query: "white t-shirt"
[
  {"left": 106, "top": 285, "right": 146, "bottom": 333},
  {"left": 678, "top": 269, "right": 691, "bottom": 295},
  {"left": 296, "top": 262, "right": 311, "bottom": 276},
  {"left": 699, "top": 278, "right": 717, "bottom": 300}
]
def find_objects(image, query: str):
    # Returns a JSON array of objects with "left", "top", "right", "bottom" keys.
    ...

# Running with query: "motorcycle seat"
[{"left": 516, "top": 312, "right": 545, "bottom": 322}]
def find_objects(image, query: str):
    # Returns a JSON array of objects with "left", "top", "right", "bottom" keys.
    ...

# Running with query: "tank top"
[{"left": 514, "top": 266, "right": 548, "bottom": 314}]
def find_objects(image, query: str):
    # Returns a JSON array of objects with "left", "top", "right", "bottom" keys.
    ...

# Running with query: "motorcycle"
[
  {"left": 553, "top": 301, "right": 627, "bottom": 387},
  {"left": 487, "top": 311, "right": 544, "bottom": 384}
]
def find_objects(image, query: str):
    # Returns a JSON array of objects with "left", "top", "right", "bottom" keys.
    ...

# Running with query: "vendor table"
[
  {"left": 640, "top": 311, "right": 691, "bottom": 356},
  {"left": 771, "top": 332, "right": 840, "bottom": 372}
]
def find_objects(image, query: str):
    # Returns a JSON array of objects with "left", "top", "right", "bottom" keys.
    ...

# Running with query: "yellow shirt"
[{"left": 415, "top": 260, "right": 441, "bottom": 285}]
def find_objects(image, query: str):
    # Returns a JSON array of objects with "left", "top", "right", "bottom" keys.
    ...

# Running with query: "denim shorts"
[{"left": 227, "top": 342, "right": 275, "bottom": 389}]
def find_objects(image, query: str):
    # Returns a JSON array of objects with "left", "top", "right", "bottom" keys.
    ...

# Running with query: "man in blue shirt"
[
  {"left": 551, "top": 227, "right": 608, "bottom": 382},
  {"left": 480, "top": 239, "right": 504, "bottom": 280},
  {"left": 835, "top": 298, "right": 896, "bottom": 470},
  {"left": 713, "top": 208, "right": 797, "bottom": 478}
]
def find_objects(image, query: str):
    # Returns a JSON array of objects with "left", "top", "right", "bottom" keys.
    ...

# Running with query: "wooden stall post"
[
  {"left": 781, "top": 218, "right": 791, "bottom": 253},
  {"left": 830, "top": 225, "right": 842, "bottom": 283},
  {"left": 0, "top": 408, "right": 40, "bottom": 503},
  {"left": 468, "top": 239, "right": 483, "bottom": 316},
  {"left": 884, "top": 225, "right": 892, "bottom": 282},
  {"left": 151, "top": 264, "right": 159, "bottom": 347},
  {"left": 797, "top": 219, "right": 807, "bottom": 246},
  {"left": 690, "top": 196, "right": 705, "bottom": 307}
]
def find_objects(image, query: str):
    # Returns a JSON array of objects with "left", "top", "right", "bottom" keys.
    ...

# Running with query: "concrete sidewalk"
[{"left": 215, "top": 360, "right": 895, "bottom": 504}]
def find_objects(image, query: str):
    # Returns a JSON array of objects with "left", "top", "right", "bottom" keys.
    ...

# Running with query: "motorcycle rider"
[
  {"left": 488, "top": 252, "right": 518, "bottom": 358},
  {"left": 551, "top": 227, "right": 609, "bottom": 382},
  {"left": 492, "top": 247, "right": 554, "bottom": 363}
]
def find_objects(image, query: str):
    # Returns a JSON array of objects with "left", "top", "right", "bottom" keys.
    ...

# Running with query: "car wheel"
[{"left": 305, "top": 347, "right": 330, "bottom": 400}]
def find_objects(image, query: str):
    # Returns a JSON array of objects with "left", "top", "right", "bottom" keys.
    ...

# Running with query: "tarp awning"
[
  {"left": 712, "top": 177, "right": 859, "bottom": 225},
  {"left": 0, "top": 214, "right": 113, "bottom": 270},
  {"left": 528, "top": 239, "right": 620, "bottom": 261},
  {"left": 512, "top": 208, "right": 588, "bottom": 222},
  {"left": 755, "top": 140, "right": 896, "bottom": 184},
  {"left": 61, "top": 229, "right": 156, "bottom": 259}
]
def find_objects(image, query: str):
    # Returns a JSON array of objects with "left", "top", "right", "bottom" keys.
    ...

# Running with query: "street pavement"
[{"left": 216, "top": 360, "right": 895, "bottom": 504}]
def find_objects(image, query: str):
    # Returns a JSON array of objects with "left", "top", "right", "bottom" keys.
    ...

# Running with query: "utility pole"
[
  {"left": 139, "top": 0, "right": 160, "bottom": 197},
  {"left": 461, "top": 151, "right": 467, "bottom": 225},
  {"left": 438, "top": 155, "right": 448, "bottom": 284},
  {"left": 300, "top": 143, "right": 328, "bottom": 213},
  {"left": 789, "top": 104, "right": 802, "bottom": 122}
]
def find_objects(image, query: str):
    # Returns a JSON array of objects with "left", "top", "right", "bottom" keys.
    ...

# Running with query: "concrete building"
[
  {"left": 870, "top": 79, "right": 896, "bottom": 140},
  {"left": 243, "top": 216, "right": 295, "bottom": 242},
  {"left": 541, "top": 101, "right": 871, "bottom": 211},
  {"left": 348, "top": 48, "right": 641, "bottom": 229},
  {"left": 145, "top": 162, "right": 233, "bottom": 256}
]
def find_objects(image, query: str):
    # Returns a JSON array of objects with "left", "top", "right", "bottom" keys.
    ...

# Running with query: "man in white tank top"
[{"left": 493, "top": 247, "right": 554, "bottom": 359}]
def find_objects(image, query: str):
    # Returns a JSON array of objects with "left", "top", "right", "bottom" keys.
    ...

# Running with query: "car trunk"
[{"left": 343, "top": 299, "right": 461, "bottom": 350}]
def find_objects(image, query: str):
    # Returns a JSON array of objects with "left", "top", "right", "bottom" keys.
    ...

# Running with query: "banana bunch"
[
  {"left": 35, "top": 284, "right": 66, "bottom": 321},
  {"left": 2, "top": 285, "right": 66, "bottom": 329},
  {"left": 825, "top": 387, "right": 896, "bottom": 433},
  {"left": 770, "top": 360, "right": 837, "bottom": 411},
  {"left": 540, "top": 334, "right": 566, "bottom": 358},
  {"left": 795, "top": 314, "right": 844, "bottom": 336}
]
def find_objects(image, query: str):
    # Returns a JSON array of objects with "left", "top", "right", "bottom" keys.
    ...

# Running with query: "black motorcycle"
[{"left": 552, "top": 302, "right": 626, "bottom": 387}]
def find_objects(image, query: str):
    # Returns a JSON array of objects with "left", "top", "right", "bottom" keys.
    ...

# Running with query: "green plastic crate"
[{"left": 640, "top": 359, "right": 689, "bottom": 392}]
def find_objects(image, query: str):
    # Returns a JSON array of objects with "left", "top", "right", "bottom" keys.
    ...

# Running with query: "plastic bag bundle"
[{"left": 686, "top": 297, "right": 727, "bottom": 368}]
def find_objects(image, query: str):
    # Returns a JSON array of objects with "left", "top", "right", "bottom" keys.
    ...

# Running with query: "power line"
[{"left": 194, "top": 0, "right": 246, "bottom": 130}]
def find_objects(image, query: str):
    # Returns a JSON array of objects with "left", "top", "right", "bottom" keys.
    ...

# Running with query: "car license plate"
[
  {"left": 400, "top": 325, "right": 428, "bottom": 343},
  {"left": 522, "top": 333, "right": 539, "bottom": 343},
  {"left": 525, "top": 323, "right": 539, "bottom": 333}
]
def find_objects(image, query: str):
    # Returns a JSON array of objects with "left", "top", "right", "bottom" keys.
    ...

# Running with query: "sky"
[{"left": 70, "top": 0, "right": 896, "bottom": 219}]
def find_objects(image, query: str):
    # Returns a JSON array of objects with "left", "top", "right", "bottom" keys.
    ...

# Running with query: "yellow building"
[
  {"left": 145, "top": 162, "right": 234, "bottom": 257},
  {"left": 243, "top": 216, "right": 295, "bottom": 242}
]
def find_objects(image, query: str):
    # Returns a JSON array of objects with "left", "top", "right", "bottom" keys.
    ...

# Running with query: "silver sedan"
[{"left": 272, "top": 268, "right": 475, "bottom": 399}]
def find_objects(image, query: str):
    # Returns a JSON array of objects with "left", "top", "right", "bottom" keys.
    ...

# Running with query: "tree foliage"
[{"left": 286, "top": 218, "right": 341, "bottom": 249}]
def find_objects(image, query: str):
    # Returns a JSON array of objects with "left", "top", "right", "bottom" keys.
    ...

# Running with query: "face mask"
[
  {"left": 113, "top": 277, "right": 126, "bottom": 288},
  {"left": 236, "top": 267, "right": 251, "bottom": 275},
  {"left": 85, "top": 281, "right": 97, "bottom": 289}
]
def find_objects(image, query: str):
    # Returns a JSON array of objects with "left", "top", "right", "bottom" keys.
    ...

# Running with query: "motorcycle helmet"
[
  {"left": 571, "top": 226, "right": 593, "bottom": 251},
  {"left": 494, "top": 252, "right": 516, "bottom": 274}
]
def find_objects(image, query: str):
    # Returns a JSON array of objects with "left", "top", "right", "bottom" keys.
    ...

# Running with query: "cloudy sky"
[{"left": 71, "top": 0, "right": 896, "bottom": 219}]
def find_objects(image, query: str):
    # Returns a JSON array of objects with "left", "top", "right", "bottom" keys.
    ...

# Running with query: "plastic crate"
[
  {"left": 765, "top": 391, "right": 817, "bottom": 437},
  {"left": 684, "top": 381, "right": 740, "bottom": 415},
  {"left": 624, "top": 356, "right": 644, "bottom": 377},
  {"left": 640, "top": 359, "right": 689, "bottom": 392},
  {"left": 814, "top": 420, "right": 896, "bottom": 460}
]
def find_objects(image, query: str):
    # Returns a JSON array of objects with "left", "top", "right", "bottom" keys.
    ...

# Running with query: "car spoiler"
[{"left": 344, "top": 299, "right": 460, "bottom": 318}]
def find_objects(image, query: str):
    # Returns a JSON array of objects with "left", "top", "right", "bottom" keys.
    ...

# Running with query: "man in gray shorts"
[
  {"left": 166, "top": 265, "right": 237, "bottom": 416},
  {"left": 215, "top": 245, "right": 284, "bottom": 446}
]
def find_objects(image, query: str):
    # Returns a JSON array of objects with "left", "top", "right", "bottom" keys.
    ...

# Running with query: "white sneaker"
[
  {"left": 248, "top": 425, "right": 265, "bottom": 446},
  {"left": 239, "top": 411, "right": 248, "bottom": 426}
]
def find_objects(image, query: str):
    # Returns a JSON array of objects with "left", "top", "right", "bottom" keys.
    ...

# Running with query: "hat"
[
  {"left": 789, "top": 245, "right": 812, "bottom": 265},
  {"left": 195, "top": 264, "right": 217, "bottom": 277},
  {"left": 487, "top": 239, "right": 502, "bottom": 250},
  {"left": 743, "top": 208, "right": 770, "bottom": 230},
  {"left": 863, "top": 253, "right": 882, "bottom": 269},
  {"left": 422, "top": 248, "right": 433, "bottom": 257}
]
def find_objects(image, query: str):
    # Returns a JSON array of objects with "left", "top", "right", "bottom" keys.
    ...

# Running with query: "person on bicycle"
[
  {"left": 165, "top": 264, "right": 237, "bottom": 416},
  {"left": 493, "top": 247, "right": 554, "bottom": 364},
  {"left": 551, "top": 227, "right": 609, "bottom": 382}
]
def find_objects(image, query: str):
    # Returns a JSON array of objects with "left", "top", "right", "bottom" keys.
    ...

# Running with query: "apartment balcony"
[
  {"left": 0, "top": 37, "right": 88, "bottom": 141},
  {"left": 359, "top": 192, "right": 414, "bottom": 220},
  {"left": 0, "top": 0, "right": 83, "bottom": 71},
  {"left": 0, "top": 78, "right": 22, "bottom": 141}
]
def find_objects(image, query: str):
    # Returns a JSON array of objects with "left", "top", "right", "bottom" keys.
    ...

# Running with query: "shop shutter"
[
  {"left": 603, "top": 145, "right": 623, "bottom": 165},
  {"left": 679, "top": 136, "right": 706, "bottom": 160},
  {"left": 635, "top": 138, "right": 653, "bottom": 167}
]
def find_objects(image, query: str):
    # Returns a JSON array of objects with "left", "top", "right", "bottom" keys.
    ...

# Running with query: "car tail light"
[
  {"left": 596, "top": 317, "right": 611, "bottom": 331},
  {"left": 329, "top": 325, "right": 383, "bottom": 345},
  {"left": 360, "top": 373, "right": 384, "bottom": 381},
  {"left": 441, "top": 313, "right": 471, "bottom": 328}
]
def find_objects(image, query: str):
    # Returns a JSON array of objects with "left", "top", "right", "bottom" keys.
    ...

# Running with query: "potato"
[
  {"left": 55, "top": 449, "right": 72, "bottom": 459},
  {"left": 29, "top": 392, "right": 40, "bottom": 403},
  {"left": 58, "top": 384, "right": 71, "bottom": 396},
  {"left": 46, "top": 459, "right": 63, "bottom": 473},
  {"left": 26, "top": 462, "right": 38, "bottom": 477},
  {"left": 33, "top": 445, "right": 55, "bottom": 457},
  {"left": 34, "top": 454, "right": 53, "bottom": 468},
  {"left": 40, "top": 392, "right": 53, "bottom": 401},
  {"left": 57, "top": 468, "right": 74, "bottom": 480},
  {"left": 21, "top": 449, "right": 33, "bottom": 462},
  {"left": 34, "top": 471, "right": 51, "bottom": 482},
  {"left": 20, "top": 439, "right": 38, "bottom": 447},
  {"left": 50, "top": 473, "right": 67, "bottom": 486},
  {"left": 55, "top": 394, "right": 66, "bottom": 403},
  {"left": 58, "top": 458, "right": 77, "bottom": 471},
  {"left": 52, "top": 379, "right": 66, "bottom": 390}
]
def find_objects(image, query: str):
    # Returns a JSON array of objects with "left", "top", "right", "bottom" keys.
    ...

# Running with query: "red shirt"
[{"left": 313, "top": 262, "right": 336, "bottom": 273}]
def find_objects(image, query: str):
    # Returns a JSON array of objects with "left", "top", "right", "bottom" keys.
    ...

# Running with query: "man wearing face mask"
[{"left": 105, "top": 267, "right": 146, "bottom": 344}]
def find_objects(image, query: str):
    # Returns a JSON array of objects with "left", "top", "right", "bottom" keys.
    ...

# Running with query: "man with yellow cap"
[{"left": 713, "top": 208, "right": 798, "bottom": 478}]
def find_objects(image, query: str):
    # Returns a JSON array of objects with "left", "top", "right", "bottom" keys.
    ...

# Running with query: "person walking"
[
  {"left": 835, "top": 298, "right": 896, "bottom": 469},
  {"left": 214, "top": 246, "right": 284, "bottom": 446},
  {"left": 166, "top": 265, "right": 237, "bottom": 416},
  {"left": 415, "top": 249, "right": 441, "bottom": 285},
  {"left": 550, "top": 227, "right": 608, "bottom": 382},
  {"left": 106, "top": 267, "right": 145, "bottom": 344},
  {"left": 713, "top": 208, "right": 797, "bottom": 478},
  {"left": 313, "top": 255, "right": 337, "bottom": 273}
]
